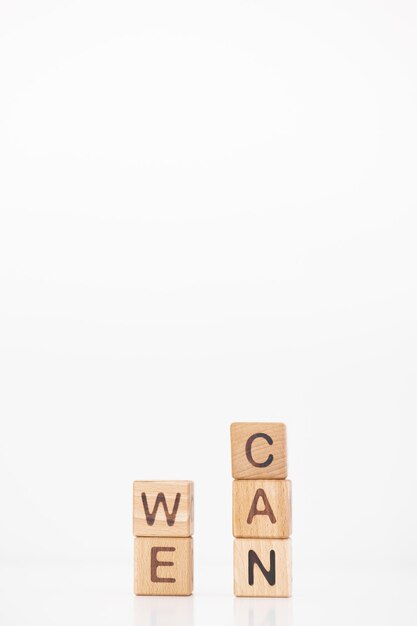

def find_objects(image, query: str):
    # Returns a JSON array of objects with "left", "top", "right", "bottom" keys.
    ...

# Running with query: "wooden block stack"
[
  {"left": 133, "top": 480, "right": 194, "bottom": 596},
  {"left": 231, "top": 422, "right": 292, "bottom": 597}
]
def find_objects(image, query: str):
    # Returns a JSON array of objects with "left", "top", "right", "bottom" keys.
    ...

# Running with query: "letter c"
[{"left": 245, "top": 433, "right": 273, "bottom": 467}]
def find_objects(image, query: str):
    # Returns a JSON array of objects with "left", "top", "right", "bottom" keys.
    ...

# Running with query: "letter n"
[{"left": 248, "top": 549, "right": 276, "bottom": 586}]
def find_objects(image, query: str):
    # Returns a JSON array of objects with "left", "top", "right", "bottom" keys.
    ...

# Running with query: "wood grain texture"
[
  {"left": 134, "top": 537, "right": 193, "bottom": 596},
  {"left": 233, "top": 479, "right": 291, "bottom": 538},
  {"left": 230, "top": 422, "right": 287, "bottom": 479},
  {"left": 133, "top": 481, "right": 193, "bottom": 537},
  {"left": 234, "top": 538, "right": 292, "bottom": 597}
]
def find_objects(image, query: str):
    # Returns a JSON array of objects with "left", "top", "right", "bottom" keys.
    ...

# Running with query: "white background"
[{"left": 1, "top": 0, "right": 417, "bottom": 624}]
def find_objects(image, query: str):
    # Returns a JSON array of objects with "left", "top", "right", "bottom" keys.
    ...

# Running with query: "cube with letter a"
[{"left": 233, "top": 479, "right": 291, "bottom": 538}]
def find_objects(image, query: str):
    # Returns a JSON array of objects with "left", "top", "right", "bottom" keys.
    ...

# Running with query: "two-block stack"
[
  {"left": 133, "top": 481, "right": 194, "bottom": 595},
  {"left": 231, "top": 422, "right": 292, "bottom": 597}
]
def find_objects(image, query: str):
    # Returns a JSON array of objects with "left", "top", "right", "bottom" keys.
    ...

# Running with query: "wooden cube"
[
  {"left": 133, "top": 481, "right": 193, "bottom": 537},
  {"left": 134, "top": 537, "right": 193, "bottom": 596},
  {"left": 233, "top": 479, "right": 291, "bottom": 538},
  {"left": 234, "top": 538, "right": 292, "bottom": 597},
  {"left": 230, "top": 423, "right": 287, "bottom": 479}
]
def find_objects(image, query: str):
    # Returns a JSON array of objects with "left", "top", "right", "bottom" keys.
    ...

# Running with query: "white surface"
[
  {"left": 1, "top": 0, "right": 417, "bottom": 623},
  {"left": 1, "top": 560, "right": 416, "bottom": 626}
]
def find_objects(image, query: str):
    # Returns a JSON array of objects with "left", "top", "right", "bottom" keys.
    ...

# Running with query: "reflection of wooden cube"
[
  {"left": 230, "top": 423, "right": 287, "bottom": 479},
  {"left": 133, "top": 595, "right": 195, "bottom": 625},
  {"left": 133, "top": 481, "right": 193, "bottom": 537},
  {"left": 234, "top": 596, "right": 293, "bottom": 626},
  {"left": 233, "top": 479, "right": 291, "bottom": 538},
  {"left": 234, "top": 538, "right": 292, "bottom": 597},
  {"left": 134, "top": 537, "right": 193, "bottom": 596}
]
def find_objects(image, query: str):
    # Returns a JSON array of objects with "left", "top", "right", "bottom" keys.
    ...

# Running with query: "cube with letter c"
[{"left": 230, "top": 423, "right": 287, "bottom": 479}]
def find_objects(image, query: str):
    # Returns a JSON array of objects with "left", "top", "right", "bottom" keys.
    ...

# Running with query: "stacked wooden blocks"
[
  {"left": 231, "top": 422, "right": 292, "bottom": 597},
  {"left": 133, "top": 480, "right": 194, "bottom": 596}
]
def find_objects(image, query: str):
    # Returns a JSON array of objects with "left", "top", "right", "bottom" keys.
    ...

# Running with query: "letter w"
[{"left": 141, "top": 492, "right": 181, "bottom": 526}]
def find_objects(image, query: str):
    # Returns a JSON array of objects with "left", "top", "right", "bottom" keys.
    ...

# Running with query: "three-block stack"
[
  {"left": 133, "top": 480, "right": 194, "bottom": 595},
  {"left": 231, "top": 422, "right": 292, "bottom": 597}
]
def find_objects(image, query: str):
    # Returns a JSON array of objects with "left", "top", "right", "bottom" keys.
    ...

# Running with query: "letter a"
[{"left": 247, "top": 488, "right": 277, "bottom": 524}]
